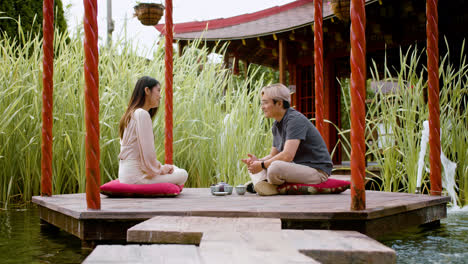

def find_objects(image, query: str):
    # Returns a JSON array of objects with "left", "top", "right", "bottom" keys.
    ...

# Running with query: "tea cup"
[{"left": 235, "top": 185, "right": 247, "bottom": 195}]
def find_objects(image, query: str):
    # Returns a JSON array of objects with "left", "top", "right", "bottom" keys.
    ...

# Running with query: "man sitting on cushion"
[{"left": 241, "top": 83, "right": 332, "bottom": 196}]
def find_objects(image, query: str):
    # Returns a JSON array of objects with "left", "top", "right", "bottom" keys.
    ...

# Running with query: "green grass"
[
  {"left": 1, "top": 27, "right": 466, "bottom": 207},
  {"left": 0, "top": 29, "right": 273, "bottom": 207},
  {"left": 339, "top": 43, "right": 468, "bottom": 206}
]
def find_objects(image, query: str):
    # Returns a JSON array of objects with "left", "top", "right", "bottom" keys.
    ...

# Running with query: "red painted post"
[
  {"left": 41, "top": 0, "right": 54, "bottom": 196},
  {"left": 350, "top": 0, "right": 366, "bottom": 210},
  {"left": 83, "top": 0, "right": 101, "bottom": 209},
  {"left": 314, "top": 0, "right": 324, "bottom": 136},
  {"left": 164, "top": 0, "right": 174, "bottom": 164},
  {"left": 426, "top": 0, "right": 442, "bottom": 195}
]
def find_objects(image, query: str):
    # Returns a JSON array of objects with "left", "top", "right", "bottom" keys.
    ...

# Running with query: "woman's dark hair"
[{"left": 119, "top": 76, "right": 160, "bottom": 138}]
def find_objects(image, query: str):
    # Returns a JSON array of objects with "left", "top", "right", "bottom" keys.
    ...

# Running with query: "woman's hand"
[{"left": 161, "top": 164, "right": 174, "bottom": 175}]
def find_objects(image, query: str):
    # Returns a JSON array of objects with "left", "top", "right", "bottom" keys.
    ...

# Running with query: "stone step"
[
  {"left": 127, "top": 216, "right": 281, "bottom": 244},
  {"left": 199, "top": 230, "right": 395, "bottom": 264},
  {"left": 83, "top": 244, "right": 202, "bottom": 264},
  {"left": 87, "top": 229, "right": 395, "bottom": 263},
  {"left": 282, "top": 230, "right": 396, "bottom": 264},
  {"left": 199, "top": 231, "right": 319, "bottom": 264}
]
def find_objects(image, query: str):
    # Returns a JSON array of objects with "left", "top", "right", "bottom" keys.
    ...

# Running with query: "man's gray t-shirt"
[{"left": 272, "top": 108, "right": 333, "bottom": 175}]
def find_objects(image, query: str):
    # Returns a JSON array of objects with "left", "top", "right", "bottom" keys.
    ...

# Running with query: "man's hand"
[
  {"left": 248, "top": 160, "right": 263, "bottom": 174},
  {"left": 241, "top": 154, "right": 259, "bottom": 166},
  {"left": 161, "top": 164, "right": 174, "bottom": 175}
]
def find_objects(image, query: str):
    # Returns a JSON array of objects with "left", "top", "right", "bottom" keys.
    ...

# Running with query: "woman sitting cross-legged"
[{"left": 118, "top": 76, "right": 188, "bottom": 185}]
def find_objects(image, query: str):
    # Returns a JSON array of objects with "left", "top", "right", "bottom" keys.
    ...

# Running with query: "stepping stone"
[
  {"left": 199, "top": 231, "right": 319, "bottom": 264},
  {"left": 127, "top": 216, "right": 281, "bottom": 244},
  {"left": 83, "top": 244, "right": 202, "bottom": 264},
  {"left": 282, "top": 230, "right": 396, "bottom": 264}
]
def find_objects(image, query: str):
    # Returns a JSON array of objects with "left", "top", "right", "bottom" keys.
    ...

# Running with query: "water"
[
  {"left": 380, "top": 207, "right": 468, "bottom": 264},
  {"left": 416, "top": 120, "right": 458, "bottom": 207},
  {"left": 0, "top": 206, "right": 467, "bottom": 263},
  {"left": 0, "top": 207, "right": 87, "bottom": 264}
]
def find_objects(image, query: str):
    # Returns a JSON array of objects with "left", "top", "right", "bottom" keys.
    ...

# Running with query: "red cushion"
[
  {"left": 277, "top": 178, "right": 350, "bottom": 195},
  {"left": 100, "top": 180, "right": 183, "bottom": 198}
]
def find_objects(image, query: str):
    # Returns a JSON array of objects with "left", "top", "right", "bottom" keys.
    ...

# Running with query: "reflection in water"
[
  {"left": 0, "top": 207, "right": 86, "bottom": 264},
  {"left": 380, "top": 207, "right": 468, "bottom": 264},
  {"left": 0, "top": 205, "right": 467, "bottom": 263}
]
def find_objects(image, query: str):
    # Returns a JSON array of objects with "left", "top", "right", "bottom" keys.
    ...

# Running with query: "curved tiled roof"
[
  {"left": 155, "top": 0, "right": 314, "bottom": 35},
  {"left": 155, "top": 0, "right": 376, "bottom": 40}
]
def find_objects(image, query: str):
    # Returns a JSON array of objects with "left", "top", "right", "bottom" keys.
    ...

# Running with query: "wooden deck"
[{"left": 32, "top": 188, "right": 450, "bottom": 244}]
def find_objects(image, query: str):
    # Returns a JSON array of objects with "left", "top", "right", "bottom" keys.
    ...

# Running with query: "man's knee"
[
  {"left": 268, "top": 161, "right": 283, "bottom": 175},
  {"left": 267, "top": 161, "right": 286, "bottom": 184}
]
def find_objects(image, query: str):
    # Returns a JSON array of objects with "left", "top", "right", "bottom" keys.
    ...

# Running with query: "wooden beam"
[
  {"left": 177, "top": 41, "right": 187, "bottom": 57},
  {"left": 223, "top": 52, "right": 230, "bottom": 69},
  {"left": 243, "top": 60, "right": 249, "bottom": 79},
  {"left": 233, "top": 55, "right": 239, "bottom": 75},
  {"left": 279, "top": 38, "right": 287, "bottom": 84},
  {"left": 288, "top": 64, "right": 297, "bottom": 108}
]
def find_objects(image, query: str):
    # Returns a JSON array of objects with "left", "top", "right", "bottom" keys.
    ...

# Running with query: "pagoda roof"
[{"left": 155, "top": 0, "right": 376, "bottom": 40}]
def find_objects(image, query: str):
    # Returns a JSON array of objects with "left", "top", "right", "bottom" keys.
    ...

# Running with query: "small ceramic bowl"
[
  {"left": 224, "top": 185, "right": 233, "bottom": 195},
  {"left": 235, "top": 185, "right": 246, "bottom": 195},
  {"left": 210, "top": 185, "right": 219, "bottom": 194}
]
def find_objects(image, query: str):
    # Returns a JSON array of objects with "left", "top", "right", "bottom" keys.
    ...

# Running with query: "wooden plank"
[
  {"left": 83, "top": 245, "right": 202, "bottom": 264},
  {"left": 38, "top": 205, "right": 146, "bottom": 241},
  {"left": 200, "top": 231, "right": 319, "bottom": 264},
  {"left": 32, "top": 189, "right": 450, "bottom": 241},
  {"left": 32, "top": 190, "right": 449, "bottom": 221},
  {"left": 38, "top": 205, "right": 84, "bottom": 239},
  {"left": 283, "top": 203, "right": 446, "bottom": 239},
  {"left": 282, "top": 230, "right": 396, "bottom": 264},
  {"left": 363, "top": 203, "right": 447, "bottom": 238},
  {"left": 127, "top": 216, "right": 281, "bottom": 244}
]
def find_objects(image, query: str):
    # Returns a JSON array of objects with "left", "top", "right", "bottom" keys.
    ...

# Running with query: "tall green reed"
[
  {"left": 339, "top": 44, "right": 467, "bottom": 206},
  {"left": 0, "top": 29, "right": 273, "bottom": 206}
]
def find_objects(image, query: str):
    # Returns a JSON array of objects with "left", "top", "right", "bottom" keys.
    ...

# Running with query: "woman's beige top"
[{"left": 119, "top": 108, "right": 161, "bottom": 177}]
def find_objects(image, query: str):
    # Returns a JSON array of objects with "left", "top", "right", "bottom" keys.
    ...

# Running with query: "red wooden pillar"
[
  {"left": 426, "top": 0, "right": 442, "bottom": 195},
  {"left": 165, "top": 0, "right": 174, "bottom": 164},
  {"left": 279, "top": 39, "right": 287, "bottom": 84},
  {"left": 83, "top": 0, "right": 101, "bottom": 209},
  {"left": 41, "top": 0, "right": 54, "bottom": 196},
  {"left": 350, "top": 0, "right": 366, "bottom": 210},
  {"left": 314, "top": 0, "right": 324, "bottom": 136}
]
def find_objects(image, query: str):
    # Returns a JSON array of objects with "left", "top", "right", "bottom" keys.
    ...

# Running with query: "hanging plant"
[
  {"left": 134, "top": 2, "right": 165, "bottom": 26},
  {"left": 330, "top": 0, "right": 350, "bottom": 22}
]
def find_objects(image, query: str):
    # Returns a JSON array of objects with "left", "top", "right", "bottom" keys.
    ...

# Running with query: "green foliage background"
[
  {"left": 0, "top": 29, "right": 275, "bottom": 207},
  {"left": 0, "top": 0, "right": 67, "bottom": 40}
]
